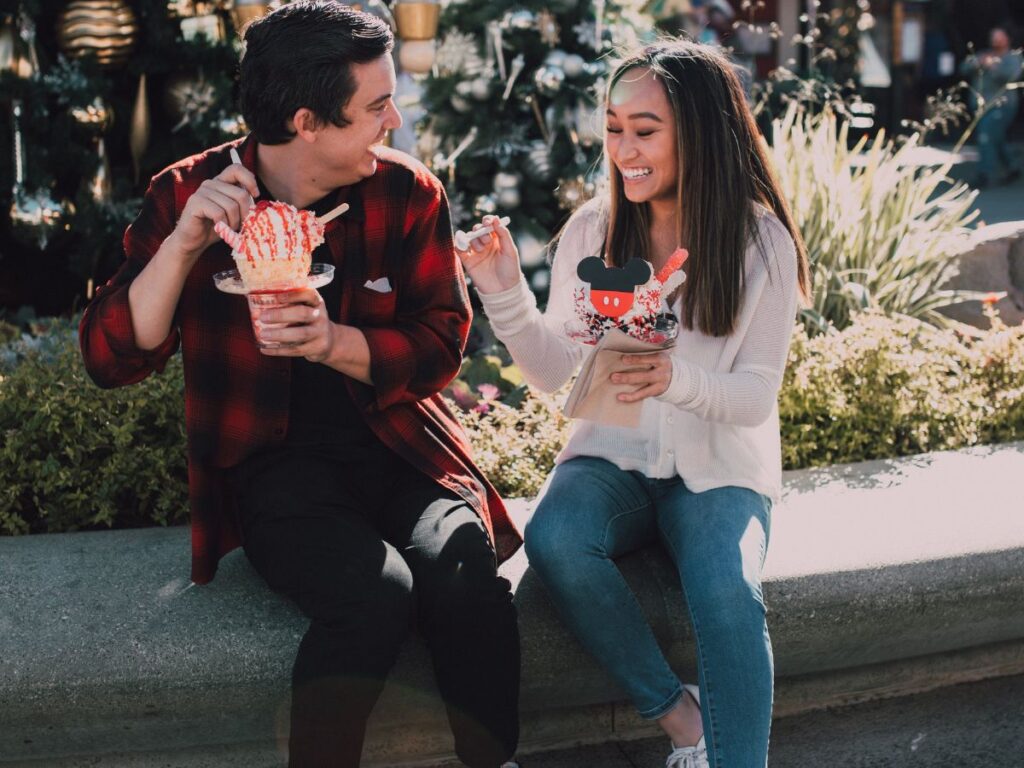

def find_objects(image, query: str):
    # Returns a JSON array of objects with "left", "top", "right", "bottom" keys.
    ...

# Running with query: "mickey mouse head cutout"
[{"left": 577, "top": 257, "right": 653, "bottom": 319}]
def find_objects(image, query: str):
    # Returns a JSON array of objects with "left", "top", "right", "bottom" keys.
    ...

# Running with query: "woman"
[{"left": 457, "top": 41, "right": 810, "bottom": 768}]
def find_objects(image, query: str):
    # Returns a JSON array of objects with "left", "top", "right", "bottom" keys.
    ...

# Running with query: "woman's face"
[{"left": 605, "top": 67, "right": 678, "bottom": 207}]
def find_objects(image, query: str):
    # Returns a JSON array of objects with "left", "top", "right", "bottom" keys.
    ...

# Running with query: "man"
[
  {"left": 960, "top": 26, "right": 1023, "bottom": 187},
  {"left": 79, "top": 3, "right": 521, "bottom": 766}
]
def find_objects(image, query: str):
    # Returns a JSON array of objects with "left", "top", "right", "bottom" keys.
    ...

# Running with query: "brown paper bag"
[{"left": 563, "top": 328, "right": 675, "bottom": 428}]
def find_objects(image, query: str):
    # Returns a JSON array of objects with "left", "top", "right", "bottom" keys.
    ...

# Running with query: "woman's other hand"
[{"left": 611, "top": 351, "right": 673, "bottom": 402}]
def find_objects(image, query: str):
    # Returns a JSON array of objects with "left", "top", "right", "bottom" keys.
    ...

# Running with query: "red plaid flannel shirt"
[{"left": 80, "top": 137, "right": 521, "bottom": 584}]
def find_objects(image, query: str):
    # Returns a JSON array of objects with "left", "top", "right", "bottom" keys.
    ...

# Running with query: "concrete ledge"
[
  {"left": 942, "top": 220, "right": 1024, "bottom": 327},
  {"left": 2, "top": 442, "right": 1023, "bottom": 766}
]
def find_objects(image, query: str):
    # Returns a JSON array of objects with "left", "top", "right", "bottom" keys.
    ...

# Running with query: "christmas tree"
[
  {"left": 0, "top": 0, "right": 247, "bottom": 315},
  {"left": 416, "top": 0, "right": 649, "bottom": 294}
]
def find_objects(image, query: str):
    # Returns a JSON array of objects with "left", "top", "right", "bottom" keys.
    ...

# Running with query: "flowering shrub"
[
  {"left": 449, "top": 387, "right": 572, "bottom": 499},
  {"left": 2, "top": 311, "right": 1022, "bottom": 534},
  {"left": 779, "top": 308, "right": 1024, "bottom": 468}
]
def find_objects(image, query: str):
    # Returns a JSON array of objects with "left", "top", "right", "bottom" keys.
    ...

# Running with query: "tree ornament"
[
  {"left": 398, "top": 40, "right": 436, "bottom": 74},
  {"left": 544, "top": 49, "right": 567, "bottom": 68},
  {"left": 180, "top": 14, "right": 225, "bottom": 43},
  {"left": 164, "top": 71, "right": 217, "bottom": 131},
  {"left": 503, "top": 10, "right": 535, "bottom": 30},
  {"left": 0, "top": 12, "right": 40, "bottom": 79},
  {"left": 218, "top": 115, "right": 248, "bottom": 137},
  {"left": 71, "top": 97, "right": 113, "bottom": 203},
  {"left": 501, "top": 53, "right": 525, "bottom": 101},
  {"left": 533, "top": 63, "right": 565, "bottom": 95},
  {"left": 486, "top": 21, "right": 505, "bottom": 80},
  {"left": 230, "top": 0, "right": 270, "bottom": 36},
  {"left": 536, "top": 10, "right": 561, "bottom": 46},
  {"left": 435, "top": 30, "right": 484, "bottom": 77},
  {"left": 393, "top": 1, "right": 441, "bottom": 41},
  {"left": 129, "top": 73, "right": 150, "bottom": 184},
  {"left": 514, "top": 228, "right": 547, "bottom": 268},
  {"left": 56, "top": 0, "right": 138, "bottom": 70},
  {"left": 496, "top": 187, "right": 520, "bottom": 209},
  {"left": 562, "top": 53, "right": 585, "bottom": 78},
  {"left": 523, "top": 140, "right": 553, "bottom": 181},
  {"left": 493, "top": 172, "right": 520, "bottom": 191},
  {"left": 555, "top": 175, "right": 596, "bottom": 210},
  {"left": 493, "top": 172, "right": 521, "bottom": 208},
  {"left": 8, "top": 102, "right": 73, "bottom": 250},
  {"left": 474, "top": 194, "right": 498, "bottom": 217},
  {"left": 469, "top": 75, "right": 491, "bottom": 100}
]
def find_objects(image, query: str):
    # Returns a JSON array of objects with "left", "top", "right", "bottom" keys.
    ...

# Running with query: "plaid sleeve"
[
  {"left": 79, "top": 170, "right": 181, "bottom": 389},
  {"left": 362, "top": 176, "right": 470, "bottom": 410}
]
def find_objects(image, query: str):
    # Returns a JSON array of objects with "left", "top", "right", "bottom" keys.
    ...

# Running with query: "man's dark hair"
[{"left": 238, "top": 0, "right": 394, "bottom": 145}]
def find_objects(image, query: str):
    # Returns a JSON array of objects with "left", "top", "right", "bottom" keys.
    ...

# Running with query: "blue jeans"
[
  {"left": 977, "top": 102, "right": 1018, "bottom": 182},
  {"left": 525, "top": 457, "right": 773, "bottom": 768}
]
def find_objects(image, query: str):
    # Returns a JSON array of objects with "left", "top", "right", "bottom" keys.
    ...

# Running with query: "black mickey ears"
[{"left": 577, "top": 257, "right": 653, "bottom": 291}]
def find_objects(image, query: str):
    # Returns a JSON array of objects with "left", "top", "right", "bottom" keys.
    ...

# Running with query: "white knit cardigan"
[{"left": 477, "top": 197, "right": 801, "bottom": 502}]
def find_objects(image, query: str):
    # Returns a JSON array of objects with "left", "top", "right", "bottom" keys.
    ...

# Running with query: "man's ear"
[{"left": 291, "top": 108, "right": 320, "bottom": 143}]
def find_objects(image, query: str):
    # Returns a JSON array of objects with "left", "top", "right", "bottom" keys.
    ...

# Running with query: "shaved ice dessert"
[{"left": 215, "top": 200, "right": 325, "bottom": 290}]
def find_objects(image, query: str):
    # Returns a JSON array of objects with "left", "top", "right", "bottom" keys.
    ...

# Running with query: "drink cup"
[{"left": 246, "top": 283, "right": 305, "bottom": 348}]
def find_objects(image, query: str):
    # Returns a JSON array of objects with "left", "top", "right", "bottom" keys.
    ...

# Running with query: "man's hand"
[
  {"left": 611, "top": 352, "right": 673, "bottom": 402},
  {"left": 166, "top": 161, "right": 260, "bottom": 262},
  {"left": 255, "top": 288, "right": 334, "bottom": 362}
]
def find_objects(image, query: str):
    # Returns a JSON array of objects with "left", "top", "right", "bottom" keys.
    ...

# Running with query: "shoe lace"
[{"left": 666, "top": 744, "right": 708, "bottom": 768}]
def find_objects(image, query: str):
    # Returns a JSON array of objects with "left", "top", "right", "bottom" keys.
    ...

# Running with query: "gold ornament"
[
  {"left": 56, "top": 0, "right": 138, "bottom": 70},
  {"left": 129, "top": 73, "right": 150, "bottom": 184},
  {"left": 230, "top": 1, "right": 270, "bottom": 35},
  {"left": 0, "top": 13, "right": 40, "bottom": 79},
  {"left": 555, "top": 176, "right": 596, "bottom": 211},
  {"left": 71, "top": 98, "right": 114, "bottom": 203},
  {"left": 393, "top": 2, "right": 440, "bottom": 41},
  {"left": 536, "top": 10, "right": 561, "bottom": 46}
]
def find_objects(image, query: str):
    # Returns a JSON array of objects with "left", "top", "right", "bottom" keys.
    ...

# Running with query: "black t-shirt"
[{"left": 239, "top": 185, "right": 391, "bottom": 473}]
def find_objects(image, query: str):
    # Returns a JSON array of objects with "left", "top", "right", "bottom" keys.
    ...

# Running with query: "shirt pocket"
[{"left": 350, "top": 283, "right": 398, "bottom": 327}]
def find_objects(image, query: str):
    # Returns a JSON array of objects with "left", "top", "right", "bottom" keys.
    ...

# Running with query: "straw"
[{"left": 214, "top": 220, "right": 241, "bottom": 250}]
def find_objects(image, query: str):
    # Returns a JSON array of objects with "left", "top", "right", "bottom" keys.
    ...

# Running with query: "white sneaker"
[{"left": 665, "top": 684, "right": 708, "bottom": 768}]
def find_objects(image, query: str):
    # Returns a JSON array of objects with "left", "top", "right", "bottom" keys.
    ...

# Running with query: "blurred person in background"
[{"left": 960, "top": 26, "right": 1023, "bottom": 187}]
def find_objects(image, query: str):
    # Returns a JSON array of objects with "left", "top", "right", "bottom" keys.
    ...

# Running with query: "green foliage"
[
  {"left": 0, "top": 321, "right": 187, "bottom": 535},
  {"left": 780, "top": 309, "right": 1024, "bottom": 469},
  {"left": 4, "top": 311, "right": 1023, "bottom": 531},
  {"left": 770, "top": 103, "right": 984, "bottom": 331},
  {"left": 448, "top": 387, "right": 571, "bottom": 499}
]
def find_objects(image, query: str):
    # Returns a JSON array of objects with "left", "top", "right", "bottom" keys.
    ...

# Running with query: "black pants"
[{"left": 232, "top": 447, "right": 520, "bottom": 768}]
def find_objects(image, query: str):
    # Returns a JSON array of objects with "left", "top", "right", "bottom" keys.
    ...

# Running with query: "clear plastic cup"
[
  {"left": 247, "top": 285, "right": 303, "bottom": 348},
  {"left": 213, "top": 263, "right": 335, "bottom": 348}
]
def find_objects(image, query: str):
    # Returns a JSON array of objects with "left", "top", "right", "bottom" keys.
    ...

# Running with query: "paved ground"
[
  {"left": 512, "top": 673, "right": 1024, "bottom": 768},
  {"left": 943, "top": 141, "right": 1024, "bottom": 226}
]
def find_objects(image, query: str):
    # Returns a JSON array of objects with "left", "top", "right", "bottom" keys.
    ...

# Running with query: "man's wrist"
[{"left": 161, "top": 230, "right": 204, "bottom": 269}]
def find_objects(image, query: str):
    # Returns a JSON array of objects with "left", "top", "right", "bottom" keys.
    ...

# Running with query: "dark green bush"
[{"left": 0, "top": 321, "right": 187, "bottom": 535}]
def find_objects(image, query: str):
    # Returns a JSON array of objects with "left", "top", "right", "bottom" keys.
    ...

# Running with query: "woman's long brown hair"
[{"left": 604, "top": 40, "right": 810, "bottom": 336}]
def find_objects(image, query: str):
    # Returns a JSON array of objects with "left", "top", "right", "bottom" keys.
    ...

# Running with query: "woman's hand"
[
  {"left": 455, "top": 215, "right": 524, "bottom": 294},
  {"left": 612, "top": 352, "right": 673, "bottom": 402}
]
